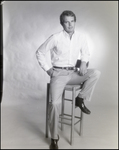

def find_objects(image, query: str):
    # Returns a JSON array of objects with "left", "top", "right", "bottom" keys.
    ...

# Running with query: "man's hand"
[
  {"left": 46, "top": 68, "right": 54, "bottom": 77},
  {"left": 78, "top": 61, "right": 87, "bottom": 76}
]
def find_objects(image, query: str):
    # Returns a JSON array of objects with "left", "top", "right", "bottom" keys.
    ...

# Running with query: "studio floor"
[{"left": 1, "top": 96, "right": 118, "bottom": 149}]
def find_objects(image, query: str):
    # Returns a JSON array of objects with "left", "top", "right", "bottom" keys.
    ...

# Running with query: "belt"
[{"left": 53, "top": 66, "right": 76, "bottom": 70}]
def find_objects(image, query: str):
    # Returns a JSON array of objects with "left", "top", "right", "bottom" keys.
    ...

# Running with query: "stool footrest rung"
[
  {"left": 59, "top": 121, "right": 71, "bottom": 126},
  {"left": 59, "top": 120, "right": 81, "bottom": 126},
  {"left": 63, "top": 113, "right": 72, "bottom": 117},
  {"left": 64, "top": 98, "right": 72, "bottom": 101},
  {"left": 62, "top": 113, "right": 81, "bottom": 119},
  {"left": 59, "top": 115, "right": 72, "bottom": 120}
]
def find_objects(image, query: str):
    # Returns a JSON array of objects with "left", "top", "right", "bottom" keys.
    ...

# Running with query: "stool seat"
[
  {"left": 46, "top": 83, "right": 84, "bottom": 145},
  {"left": 64, "top": 84, "right": 82, "bottom": 91}
]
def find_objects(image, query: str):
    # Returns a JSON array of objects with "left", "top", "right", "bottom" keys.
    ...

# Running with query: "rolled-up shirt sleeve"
[
  {"left": 80, "top": 34, "right": 90, "bottom": 63},
  {"left": 36, "top": 35, "right": 56, "bottom": 71}
]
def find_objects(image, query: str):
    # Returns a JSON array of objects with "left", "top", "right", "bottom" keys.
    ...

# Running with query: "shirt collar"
[{"left": 63, "top": 30, "right": 76, "bottom": 38}]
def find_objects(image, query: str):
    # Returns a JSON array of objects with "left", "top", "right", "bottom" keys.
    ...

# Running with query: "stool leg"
[
  {"left": 80, "top": 110, "right": 83, "bottom": 136},
  {"left": 46, "top": 83, "right": 50, "bottom": 138},
  {"left": 61, "top": 90, "right": 65, "bottom": 131},
  {"left": 70, "top": 87, "right": 75, "bottom": 145}
]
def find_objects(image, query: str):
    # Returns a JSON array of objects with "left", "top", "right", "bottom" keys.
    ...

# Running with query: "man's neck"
[
  {"left": 68, "top": 32, "right": 74, "bottom": 39},
  {"left": 63, "top": 30, "right": 75, "bottom": 39}
]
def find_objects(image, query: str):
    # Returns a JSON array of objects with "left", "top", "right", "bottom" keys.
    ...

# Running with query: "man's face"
[{"left": 62, "top": 16, "right": 75, "bottom": 34}]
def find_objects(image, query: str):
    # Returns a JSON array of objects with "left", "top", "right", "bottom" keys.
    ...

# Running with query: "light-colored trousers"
[{"left": 49, "top": 68, "right": 101, "bottom": 139}]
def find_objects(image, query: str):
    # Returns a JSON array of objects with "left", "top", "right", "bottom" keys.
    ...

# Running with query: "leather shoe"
[
  {"left": 49, "top": 135, "right": 59, "bottom": 149},
  {"left": 75, "top": 97, "right": 91, "bottom": 114}
]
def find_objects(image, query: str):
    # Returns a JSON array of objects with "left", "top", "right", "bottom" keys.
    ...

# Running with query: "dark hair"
[{"left": 60, "top": 10, "right": 76, "bottom": 25}]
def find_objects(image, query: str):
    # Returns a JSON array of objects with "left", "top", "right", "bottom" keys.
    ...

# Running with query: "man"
[{"left": 36, "top": 10, "right": 101, "bottom": 149}]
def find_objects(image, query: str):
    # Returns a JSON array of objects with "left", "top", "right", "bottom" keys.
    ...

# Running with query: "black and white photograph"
[{"left": 1, "top": 1, "right": 118, "bottom": 149}]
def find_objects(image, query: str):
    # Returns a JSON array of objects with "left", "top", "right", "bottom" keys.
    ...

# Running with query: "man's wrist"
[
  {"left": 46, "top": 68, "right": 51, "bottom": 72},
  {"left": 76, "top": 67, "right": 80, "bottom": 71}
]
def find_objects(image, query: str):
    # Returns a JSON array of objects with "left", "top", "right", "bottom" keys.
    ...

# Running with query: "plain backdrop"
[
  {"left": 1, "top": 1, "right": 118, "bottom": 149},
  {"left": 2, "top": 1, "right": 118, "bottom": 106}
]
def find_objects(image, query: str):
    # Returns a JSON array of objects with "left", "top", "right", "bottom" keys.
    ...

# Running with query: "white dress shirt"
[{"left": 36, "top": 30, "right": 90, "bottom": 71}]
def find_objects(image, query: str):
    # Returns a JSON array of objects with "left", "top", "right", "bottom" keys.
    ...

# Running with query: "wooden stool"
[{"left": 46, "top": 83, "right": 83, "bottom": 145}]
